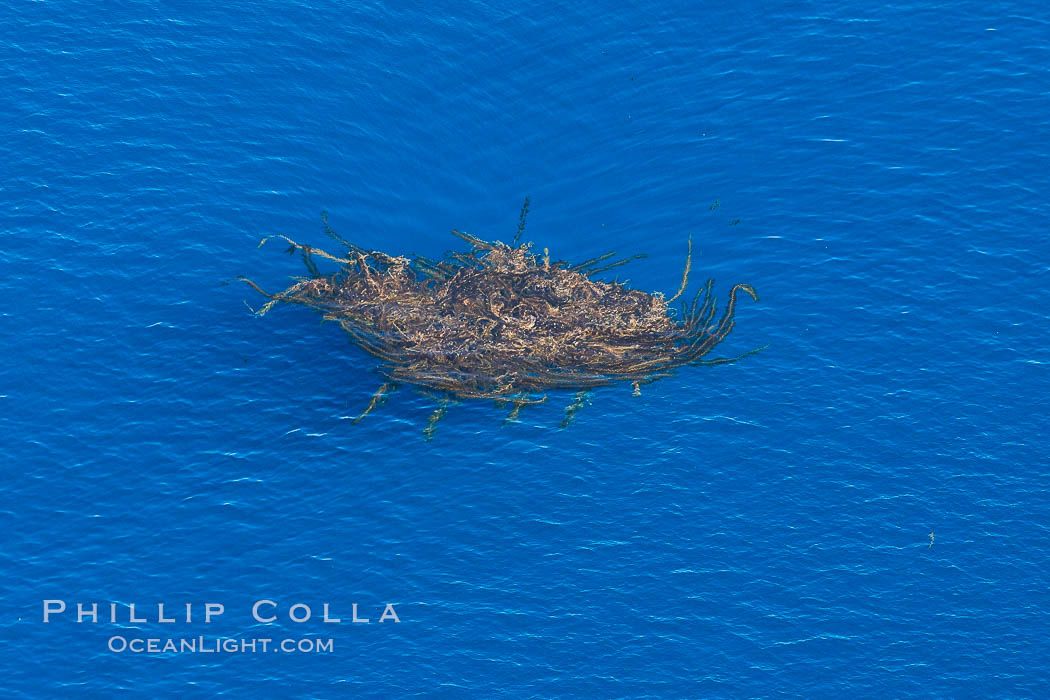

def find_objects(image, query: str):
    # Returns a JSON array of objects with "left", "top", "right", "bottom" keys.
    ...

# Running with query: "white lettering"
[
  {"left": 42, "top": 600, "right": 66, "bottom": 622},
  {"left": 252, "top": 600, "right": 277, "bottom": 623},
  {"left": 379, "top": 604, "right": 400, "bottom": 623},
  {"left": 204, "top": 603, "right": 224, "bottom": 623},
  {"left": 289, "top": 603, "right": 311, "bottom": 623},
  {"left": 323, "top": 603, "right": 341, "bottom": 623},
  {"left": 77, "top": 603, "right": 98, "bottom": 623}
]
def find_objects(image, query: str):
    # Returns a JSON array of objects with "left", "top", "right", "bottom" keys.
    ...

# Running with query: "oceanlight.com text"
[{"left": 107, "top": 636, "right": 334, "bottom": 654}]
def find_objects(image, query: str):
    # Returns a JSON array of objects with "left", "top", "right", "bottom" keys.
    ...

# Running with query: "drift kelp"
[{"left": 240, "top": 201, "right": 761, "bottom": 437}]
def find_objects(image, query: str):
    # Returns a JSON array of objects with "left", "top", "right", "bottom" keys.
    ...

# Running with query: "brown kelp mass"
[{"left": 240, "top": 201, "right": 761, "bottom": 436}]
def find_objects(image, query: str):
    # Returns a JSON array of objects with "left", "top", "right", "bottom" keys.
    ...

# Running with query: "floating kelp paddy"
[{"left": 240, "top": 201, "right": 761, "bottom": 438}]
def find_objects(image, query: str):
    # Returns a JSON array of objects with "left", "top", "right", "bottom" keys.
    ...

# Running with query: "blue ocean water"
[{"left": 3, "top": 0, "right": 1049, "bottom": 696}]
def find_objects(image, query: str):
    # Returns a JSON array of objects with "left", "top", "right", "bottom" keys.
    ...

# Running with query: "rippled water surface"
[{"left": 3, "top": 1, "right": 1049, "bottom": 697}]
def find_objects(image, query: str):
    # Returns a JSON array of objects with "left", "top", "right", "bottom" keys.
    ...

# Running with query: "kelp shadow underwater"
[{"left": 240, "top": 200, "right": 763, "bottom": 440}]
